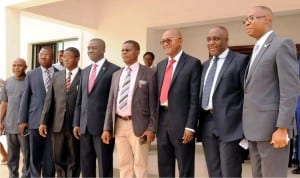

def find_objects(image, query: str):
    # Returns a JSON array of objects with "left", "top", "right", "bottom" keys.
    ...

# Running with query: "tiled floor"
[{"left": 0, "top": 143, "right": 299, "bottom": 177}]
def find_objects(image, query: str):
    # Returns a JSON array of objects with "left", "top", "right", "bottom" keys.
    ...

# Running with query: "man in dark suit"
[
  {"left": 197, "top": 26, "right": 249, "bottom": 178},
  {"left": 102, "top": 40, "right": 157, "bottom": 178},
  {"left": 243, "top": 6, "right": 300, "bottom": 177},
  {"left": 18, "top": 46, "right": 56, "bottom": 177},
  {"left": 39, "top": 47, "right": 81, "bottom": 177},
  {"left": 73, "top": 38, "right": 119, "bottom": 177},
  {"left": 156, "top": 29, "right": 202, "bottom": 177}
]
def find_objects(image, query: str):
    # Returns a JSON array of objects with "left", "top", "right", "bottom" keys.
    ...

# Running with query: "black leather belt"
[{"left": 116, "top": 114, "right": 132, "bottom": 121}]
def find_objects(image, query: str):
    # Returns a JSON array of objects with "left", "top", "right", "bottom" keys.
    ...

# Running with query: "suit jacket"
[
  {"left": 18, "top": 67, "right": 58, "bottom": 129},
  {"left": 73, "top": 60, "right": 119, "bottom": 135},
  {"left": 40, "top": 69, "right": 81, "bottom": 132},
  {"left": 243, "top": 32, "right": 300, "bottom": 141},
  {"left": 103, "top": 64, "right": 157, "bottom": 137},
  {"left": 156, "top": 52, "right": 202, "bottom": 138},
  {"left": 198, "top": 50, "right": 249, "bottom": 142}
]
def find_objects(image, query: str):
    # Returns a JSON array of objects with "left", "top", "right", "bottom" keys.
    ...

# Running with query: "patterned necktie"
[
  {"left": 119, "top": 68, "right": 131, "bottom": 110},
  {"left": 66, "top": 71, "right": 72, "bottom": 92},
  {"left": 202, "top": 57, "right": 219, "bottom": 108},
  {"left": 45, "top": 69, "right": 52, "bottom": 92},
  {"left": 88, "top": 64, "right": 98, "bottom": 93},
  {"left": 160, "top": 59, "right": 176, "bottom": 103}
]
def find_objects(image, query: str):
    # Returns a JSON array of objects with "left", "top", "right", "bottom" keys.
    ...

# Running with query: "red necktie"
[
  {"left": 160, "top": 59, "right": 176, "bottom": 103},
  {"left": 88, "top": 64, "right": 98, "bottom": 93}
]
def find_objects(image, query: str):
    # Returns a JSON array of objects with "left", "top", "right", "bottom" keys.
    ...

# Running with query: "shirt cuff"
[{"left": 185, "top": 128, "right": 195, "bottom": 133}]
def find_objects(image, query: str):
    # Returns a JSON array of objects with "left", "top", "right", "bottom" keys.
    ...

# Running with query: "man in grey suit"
[
  {"left": 73, "top": 38, "right": 119, "bottom": 177},
  {"left": 243, "top": 6, "right": 300, "bottom": 177},
  {"left": 197, "top": 26, "right": 249, "bottom": 178},
  {"left": 0, "top": 58, "right": 30, "bottom": 178},
  {"left": 39, "top": 47, "right": 81, "bottom": 177},
  {"left": 18, "top": 46, "right": 56, "bottom": 177},
  {"left": 102, "top": 40, "right": 157, "bottom": 178},
  {"left": 156, "top": 29, "right": 202, "bottom": 177}
]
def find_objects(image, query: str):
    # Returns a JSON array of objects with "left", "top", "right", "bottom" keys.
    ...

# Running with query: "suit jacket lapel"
[
  {"left": 199, "top": 60, "right": 210, "bottom": 98},
  {"left": 37, "top": 67, "right": 46, "bottom": 93},
  {"left": 133, "top": 64, "right": 144, "bottom": 93},
  {"left": 214, "top": 51, "right": 233, "bottom": 91},
  {"left": 245, "top": 33, "right": 274, "bottom": 86},
  {"left": 170, "top": 52, "right": 186, "bottom": 86},
  {"left": 69, "top": 69, "right": 81, "bottom": 92},
  {"left": 90, "top": 60, "right": 109, "bottom": 93},
  {"left": 113, "top": 69, "right": 123, "bottom": 104}
]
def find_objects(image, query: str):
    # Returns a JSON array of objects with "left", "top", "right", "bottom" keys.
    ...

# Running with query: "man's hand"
[
  {"left": 38, "top": 124, "right": 47, "bottom": 138},
  {"left": 181, "top": 130, "right": 194, "bottom": 144},
  {"left": 101, "top": 131, "right": 112, "bottom": 144},
  {"left": 270, "top": 128, "right": 289, "bottom": 148},
  {"left": 18, "top": 122, "right": 28, "bottom": 136},
  {"left": 141, "top": 130, "right": 155, "bottom": 145},
  {"left": 73, "top": 127, "right": 80, "bottom": 140}
]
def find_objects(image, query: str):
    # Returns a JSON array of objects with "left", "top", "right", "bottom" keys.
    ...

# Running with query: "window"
[{"left": 31, "top": 38, "right": 78, "bottom": 69}]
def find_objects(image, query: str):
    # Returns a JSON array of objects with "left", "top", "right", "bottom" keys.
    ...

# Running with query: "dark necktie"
[
  {"left": 66, "top": 71, "right": 72, "bottom": 92},
  {"left": 119, "top": 67, "right": 131, "bottom": 110},
  {"left": 202, "top": 57, "right": 219, "bottom": 108},
  {"left": 160, "top": 59, "right": 176, "bottom": 103}
]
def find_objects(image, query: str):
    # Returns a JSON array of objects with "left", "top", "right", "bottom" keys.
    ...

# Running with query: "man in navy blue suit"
[
  {"left": 18, "top": 47, "right": 56, "bottom": 177},
  {"left": 156, "top": 29, "right": 202, "bottom": 177},
  {"left": 197, "top": 26, "right": 249, "bottom": 178}
]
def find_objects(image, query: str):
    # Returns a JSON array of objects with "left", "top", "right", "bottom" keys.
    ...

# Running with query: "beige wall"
[
  {"left": 148, "top": 13, "right": 300, "bottom": 64},
  {"left": 1, "top": 0, "right": 300, "bottom": 77}
]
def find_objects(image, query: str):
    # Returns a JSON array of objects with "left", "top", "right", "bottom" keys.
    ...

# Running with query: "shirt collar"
[
  {"left": 41, "top": 66, "right": 54, "bottom": 73},
  {"left": 93, "top": 57, "right": 106, "bottom": 67},
  {"left": 66, "top": 67, "right": 79, "bottom": 76},
  {"left": 213, "top": 48, "right": 229, "bottom": 60},
  {"left": 168, "top": 50, "right": 183, "bottom": 62},
  {"left": 256, "top": 30, "right": 273, "bottom": 47},
  {"left": 125, "top": 61, "right": 139, "bottom": 72}
]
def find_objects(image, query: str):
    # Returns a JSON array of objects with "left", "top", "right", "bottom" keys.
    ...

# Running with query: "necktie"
[
  {"left": 45, "top": 69, "right": 52, "bottom": 92},
  {"left": 160, "top": 59, "right": 176, "bottom": 103},
  {"left": 248, "top": 44, "right": 260, "bottom": 72},
  {"left": 88, "top": 64, "right": 98, "bottom": 93},
  {"left": 202, "top": 57, "right": 219, "bottom": 108},
  {"left": 119, "top": 68, "right": 131, "bottom": 110},
  {"left": 66, "top": 71, "right": 72, "bottom": 92}
]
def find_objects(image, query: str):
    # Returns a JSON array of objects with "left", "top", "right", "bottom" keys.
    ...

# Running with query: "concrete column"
[{"left": 0, "top": 6, "right": 20, "bottom": 78}]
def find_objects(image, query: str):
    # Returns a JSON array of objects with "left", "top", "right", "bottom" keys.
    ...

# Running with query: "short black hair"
[
  {"left": 143, "top": 51, "right": 155, "bottom": 60},
  {"left": 64, "top": 47, "right": 80, "bottom": 57},
  {"left": 123, "top": 40, "right": 140, "bottom": 51}
]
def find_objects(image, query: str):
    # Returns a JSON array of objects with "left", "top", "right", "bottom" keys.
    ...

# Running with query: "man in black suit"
[
  {"left": 73, "top": 38, "right": 119, "bottom": 177},
  {"left": 18, "top": 47, "right": 56, "bottom": 177},
  {"left": 156, "top": 29, "right": 202, "bottom": 177},
  {"left": 39, "top": 47, "right": 81, "bottom": 177},
  {"left": 197, "top": 26, "right": 249, "bottom": 178}
]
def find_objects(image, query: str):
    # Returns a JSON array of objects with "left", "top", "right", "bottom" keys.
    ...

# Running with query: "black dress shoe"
[{"left": 292, "top": 167, "right": 300, "bottom": 174}]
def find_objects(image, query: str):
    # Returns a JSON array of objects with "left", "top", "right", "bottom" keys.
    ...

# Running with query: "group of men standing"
[{"left": 0, "top": 5, "right": 299, "bottom": 178}]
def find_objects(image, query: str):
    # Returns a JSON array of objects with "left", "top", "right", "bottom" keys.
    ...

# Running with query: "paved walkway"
[{"left": 0, "top": 143, "right": 298, "bottom": 177}]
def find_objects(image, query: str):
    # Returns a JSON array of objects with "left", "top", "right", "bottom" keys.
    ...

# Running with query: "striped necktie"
[
  {"left": 119, "top": 68, "right": 131, "bottom": 110},
  {"left": 45, "top": 69, "right": 52, "bottom": 92},
  {"left": 66, "top": 71, "right": 72, "bottom": 92}
]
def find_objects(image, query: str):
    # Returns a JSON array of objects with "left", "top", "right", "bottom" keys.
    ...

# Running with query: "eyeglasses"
[
  {"left": 160, "top": 37, "right": 180, "bottom": 45},
  {"left": 242, "top": 15, "right": 266, "bottom": 24}
]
